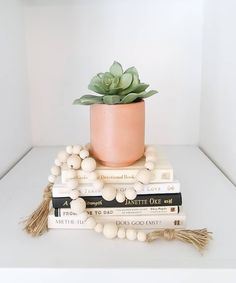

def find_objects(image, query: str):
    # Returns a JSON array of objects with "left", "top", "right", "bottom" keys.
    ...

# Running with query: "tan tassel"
[
  {"left": 24, "top": 184, "right": 52, "bottom": 236},
  {"left": 146, "top": 228, "right": 212, "bottom": 252}
]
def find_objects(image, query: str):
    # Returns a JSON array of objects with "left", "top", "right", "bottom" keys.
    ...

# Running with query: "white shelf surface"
[{"left": 0, "top": 146, "right": 236, "bottom": 280}]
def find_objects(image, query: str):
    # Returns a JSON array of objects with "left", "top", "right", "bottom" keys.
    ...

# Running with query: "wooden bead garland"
[{"left": 24, "top": 144, "right": 212, "bottom": 251}]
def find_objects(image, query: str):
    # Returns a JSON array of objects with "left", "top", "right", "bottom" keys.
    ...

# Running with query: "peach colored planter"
[{"left": 90, "top": 100, "right": 145, "bottom": 167}]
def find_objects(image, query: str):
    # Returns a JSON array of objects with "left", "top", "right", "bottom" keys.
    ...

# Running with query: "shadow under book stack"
[{"left": 48, "top": 147, "right": 186, "bottom": 230}]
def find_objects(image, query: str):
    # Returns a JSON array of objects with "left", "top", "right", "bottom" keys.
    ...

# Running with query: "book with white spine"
[
  {"left": 61, "top": 156, "right": 173, "bottom": 184},
  {"left": 54, "top": 206, "right": 180, "bottom": 217},
  {"left": 48, "top": 209, "right": 186, "bottom": 230},
  {"left": 52, "top": 180, "right": 180, "bottom": 197}
]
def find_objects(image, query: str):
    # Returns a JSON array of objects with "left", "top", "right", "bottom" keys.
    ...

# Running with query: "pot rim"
[{"left": 90, "top": 99, "right": 144, "bottom": 108}]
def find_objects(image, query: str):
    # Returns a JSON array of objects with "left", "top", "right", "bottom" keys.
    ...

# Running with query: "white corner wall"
[
  {"left": 0, "top": 0, "right": 31, "bottom": 177},
  {"left": 24, "top": 0, "right": 203, "bottom": 146},
  {"left": 200, "top": 0, "right": 236, "bottom": 184}
]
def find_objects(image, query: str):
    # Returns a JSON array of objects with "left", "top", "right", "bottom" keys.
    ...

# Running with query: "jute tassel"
[
  {"left": 24, "top": 184, "right": 52, "bottom": 237},
  {"left": 146, "top": 228, "right": 212, "bottom": 251}
]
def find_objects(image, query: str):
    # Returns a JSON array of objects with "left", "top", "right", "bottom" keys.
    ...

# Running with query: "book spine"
[
  {"left": 54, "top": 206, "right": 179, "bottom": 217},
  {"left": 61, "top": 168, "right": 173, "bottom": 184},
  {"left": 52, "top": 193, "right": 182, "bottom": 209},
  {"left": 48, "top": 213, "right": 186, "bottom": 230},
  {"left": 52, "top": 181, "right": 181, "bottom": 197}
]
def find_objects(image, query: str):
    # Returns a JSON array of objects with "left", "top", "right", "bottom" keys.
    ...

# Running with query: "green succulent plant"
[{"left": 73, "top": 61, "right": 158, "bottom": 105}]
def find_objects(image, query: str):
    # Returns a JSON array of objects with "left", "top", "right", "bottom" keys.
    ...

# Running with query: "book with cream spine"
[
  {"left": 52, "top": 181, "right": 180, "bottom": 197},
  {"left": 48, "top": 209, "right": 186, "bottom": 230}
]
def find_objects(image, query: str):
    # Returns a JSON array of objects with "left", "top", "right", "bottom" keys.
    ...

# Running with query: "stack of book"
[{"left": 48, "top": 147, "right": 186, "bottom": 230}]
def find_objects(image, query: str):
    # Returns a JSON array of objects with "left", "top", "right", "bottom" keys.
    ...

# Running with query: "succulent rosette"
[{"left": 73, "top": 61, "right": 158, "bottom": 105}]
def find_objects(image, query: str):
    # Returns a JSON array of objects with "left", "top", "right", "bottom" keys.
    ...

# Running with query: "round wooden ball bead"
[
  {"left": 145, "top": 161, "right": 155, "bottom": 171},
  {"left": 126, "top": 229, "right": 137, "bottom": 241},
  {"left": 136, "top": 169, "right": 152, "bottom": 185},
  {"left": 72, "top": 145, "right": 82, "bottom": 155},
  {"left": 66, "top": 179, "right": 79, "bottom": 190},
  {"left": 88, "top": 172, "right": 98, "bottom": 181},
  {"left": 134, "top": 182, "right": 143, "bottom": 193},
  {"left": 81, "top": 157, "right": 96, "bottom": 173},
  {"left": 79, "top": 211, "right": 89, "bottom": 221},
  {"left": 103, "top": 223, "right": 118, "bottom": 239},
  {"left": 57, "top": 150, "right": 69, "bottom": 163},
  {"left": 70, "top": 197, "right": 86, "bottom": 214},
  {"left": 93, "top": 179, "right": 104, "bottom": 190},
  {"left": 66, "top": 145, "right": 73, "bottom": 154},
  {"left": 50, "top": 165, "right": 61, "bottom": 176},
  {"left": 86, "top": 217, "right": 96, "bottom": 229},
  {"left": 54, "top": 159, "right": 62, "bottom": 167},
  {"left": 66, "top": 169, "right": 77, "bottom": 179},
  {"left": 125, "top": 188, "right": 137, "bottom": 200},
  {"left": 116, "top": 192, "right": 126, "bottom": 203},
  {"left": 67, "top": 155, "right": 81, "bottom": 170},
  {"left": 137, "top": 231, "right": 147, "bottom": 242},
  {"left": 117, "top": 227, "right": 126, "bottom": 239},
  {"left": 94, "top": 223, "right": 103, "bottom": 233},
  {"left": 145, "top": 153, "right": 157, "bottom": 163},
  {"left": 48, "top": 174, "right": 56, "bottom": 184},
  {"left": 79, "top": 149, "right": 89, "bottom": 159},
  {"left": 69, "top": 189, "right": 80, "bottom": 200},
  {"left": 101, "top": 185, "right": 117, "bottom": 201}
]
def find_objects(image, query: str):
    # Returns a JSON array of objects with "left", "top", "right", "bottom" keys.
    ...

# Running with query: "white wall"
[
  {"left": 24, "top": 0, "right": 203, "bottom": 146},
  {"left": 0, "top": 0, "right": 31, "bottom": 177},
  {"left": 200, "top": 0, "right": 236, "bottom": 184}
]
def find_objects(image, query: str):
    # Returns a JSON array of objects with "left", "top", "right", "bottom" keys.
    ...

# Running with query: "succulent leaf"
[
  {"left": 103, "top": 95, "right": 121, "bottom": 104},
  {"left": 140, "top": 90, "right": 158, "bottom": 99},
  {"left": 109, "top": 61, "right": 123, "bottom": 77},
  {"left": 119, "top": 73, "right": 139, "bottom": 95},
  {"left": 118, "top": 73, "right": 133, "bottom": 90},
  {"left": 121, "top": 93, "right": 141, "bottom": 104},
  {"left": 74, "top": 95, "right": 103, "bottom": 105},
  {"left": 133, "top": 83, "right": 149, "bottom": 93},
  {"left": 88, "top": 83, "right": 106, "bottom": 94},
  {"left": 125, "top": 66, "right": 139, "bottom": 77}
]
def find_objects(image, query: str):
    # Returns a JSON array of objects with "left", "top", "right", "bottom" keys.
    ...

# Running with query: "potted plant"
[{"left": 73, "top": 61, "right": 158, "bottom": 167}]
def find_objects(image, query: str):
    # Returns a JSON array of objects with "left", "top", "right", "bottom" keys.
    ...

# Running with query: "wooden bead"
[
  {"left": 86, "top": 217, "right": 96, "bottom": 229},
  {"left": 103, "top": 223, "right": 118, "bottom": 239},
  {"left": 70, "top": 197, "right": 86, "bottom": 214},
  {"left": 48, "top": 174, "right": 56, "bottom": 184},
  {"left": 66, "top": 179, "right": 79, "bottom": 190},
  {"left": 81, "top": 157, "right": 96, "bottom": 172},
  {"left": 94, "top": 223, "right": 103, "bottom": 233},
  {"left": 134, "top": 182, "right": 143, "bottom": 192},
  {"left": 69, "top": 189, "right": 80, "bottom": 200},
  {"left": 54, "top": 159, "right": 62, "bottom": 167},
  {"left": 57, "top": 151, "right": 69, "bottom": 163},
  {"left": 88, "top": 172, "right": 98, "bottom": 181},
  {"left": 79, "top": 211, "right": 89, "bottom": 221},
  {"left": 101, "top": 185, "right": 116, "bottom": 201},
  {"left": 126, "top": 229, "right": 137, "bottom": 241},
  {"left": 117, "top": 227, "right": 126, "bottom": 239},
  {"left": 79, "top": 149, "right": 89, "bottom": 159},
  {"left": 145, "top": 161, "right": 155, "bottom": 170},
  {"left": 67, "top": 155, "right": 81, "bottom": 170},
  {"left": 116, "top": 192, "right": 125, "bottom": 203},
  {"left": 72, "top": 145, "right": 82, "bottom": 155},
  {"left": 137, "top": 231, "right": 147, "bottom": 242},
  {"left": 125, "top": 188, "right": 137, "bottom": 200},
  {"left": 93, "top": 179, "right": 104, "bottom": 190},
  {"left": 50, "top": 165, "right": 61, "bottom": 176},
  {"left": 145, "top": 153, "right": 157, "bottom": 163},
  {"left": 66, "top": 169, "right": 77, "bottom": 179},
  {"left": 66, "top": 145, "right": 73, "bottom": 154},
  {"left": 136, "top": 169, "right": 152, "bottom": 185}
]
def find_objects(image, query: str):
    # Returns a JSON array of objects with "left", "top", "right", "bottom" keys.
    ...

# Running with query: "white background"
[{"left": 0, "top": 0, "right": 235, "bottom": 184}]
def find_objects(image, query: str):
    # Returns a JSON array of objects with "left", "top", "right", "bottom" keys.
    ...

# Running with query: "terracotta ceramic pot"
[{"left": 90, "top": 100, "right": 145, "bottom": 167}]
